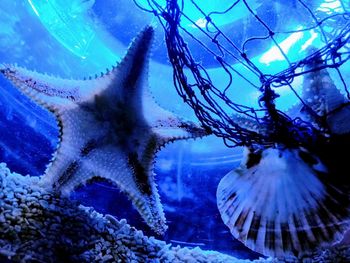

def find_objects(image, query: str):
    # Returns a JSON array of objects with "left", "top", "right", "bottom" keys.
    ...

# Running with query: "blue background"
[{"left": 0, "top": 0, "right": 347, "bottom": 260}]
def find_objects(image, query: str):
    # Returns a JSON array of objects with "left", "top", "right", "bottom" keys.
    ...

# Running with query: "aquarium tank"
[{"left": 0, "top": 0, "right": 350, "bottom": 262}]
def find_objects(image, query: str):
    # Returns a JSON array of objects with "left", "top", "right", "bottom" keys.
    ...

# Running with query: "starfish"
[
  {"left": 0, "top": 26, "right": 208, "bottom": 234},
  {"left": 216, "top": 56, "right": 350, "bottom": 258}
]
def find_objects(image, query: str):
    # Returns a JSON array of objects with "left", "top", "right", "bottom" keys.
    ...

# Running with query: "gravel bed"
[{"left": 0, "top": 163, "right": 348, "bottom": 262}]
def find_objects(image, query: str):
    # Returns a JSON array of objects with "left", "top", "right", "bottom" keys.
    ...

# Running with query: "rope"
[{"left": 134, "top": 0, "right": 350, "bottom": 148}]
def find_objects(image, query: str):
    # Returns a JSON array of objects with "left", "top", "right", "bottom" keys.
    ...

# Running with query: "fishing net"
[{"left": 133, "top": 0, "right": 350, "bottom": 148}]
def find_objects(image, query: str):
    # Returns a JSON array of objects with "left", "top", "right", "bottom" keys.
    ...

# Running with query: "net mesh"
[{"left": 133, "top": 0, "right": 350, "bottom": 148}]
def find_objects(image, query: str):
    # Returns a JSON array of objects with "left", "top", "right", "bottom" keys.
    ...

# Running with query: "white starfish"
[{"left": 0, "top": 26, "right": 208, "bottom": 234}]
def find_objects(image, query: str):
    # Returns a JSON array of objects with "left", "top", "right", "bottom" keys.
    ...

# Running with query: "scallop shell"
[{"left": 217, "top": 147, "right": 350, "bottom": 258}]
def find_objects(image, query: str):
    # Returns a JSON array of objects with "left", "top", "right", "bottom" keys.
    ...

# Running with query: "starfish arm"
[
  {"left": 39, "top": 106, "right": 108, "bottom": 192},
  {"left": 302, "top": 66, "right": 345, "bottom": 115},
  {"left": 301, "top": 59, "right": 350, "bottom": 134},
  {"left": 230, "top": 114, "right": 267, "bottom": 135},
  {"left": 87, "top": 144, "right": 167, "bottom": 234},
  {"left": 147, "top": 105, "right": 210, "bottom": 142},
  {"left": 0, "top": 64, "right": 107, "bottom": 110},
  {"left": 43, "top": 142, "right": 167, "bottom": 234},
  {"left": 93, "top": 26, "right": 155, "bottom": 113}
]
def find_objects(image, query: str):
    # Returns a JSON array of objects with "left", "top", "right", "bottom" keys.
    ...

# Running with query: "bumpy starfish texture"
[
  {"left": 299, "top": 57, "right": 350, "bottom": 134},
  {"left": 0, "top": 26, "right": 208, "bottom": 234},
  {"left": 217, "top": 59, "right": 350, "bottom": 258}
]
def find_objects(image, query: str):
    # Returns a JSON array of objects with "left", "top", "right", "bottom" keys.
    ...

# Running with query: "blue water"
[{"left": 0, "top": 0, "right": 348, "bottom": 260}]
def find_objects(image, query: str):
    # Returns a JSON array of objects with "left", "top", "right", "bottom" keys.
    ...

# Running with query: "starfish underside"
[
  {"left": 217, "top": 58, "right": 350, "bottom": 258},
  {"left": 0, "top": 26, "right": 208, "bottom": 234}
]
